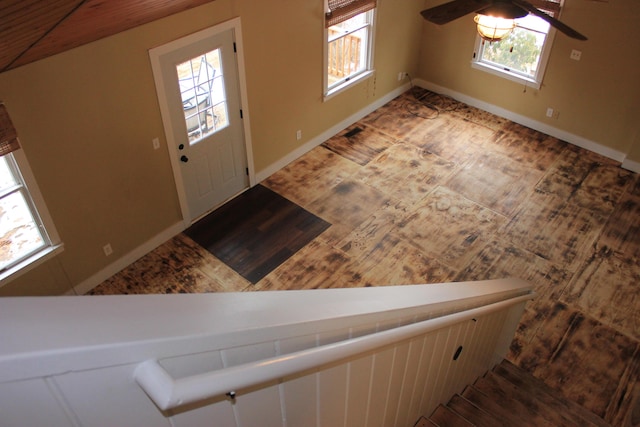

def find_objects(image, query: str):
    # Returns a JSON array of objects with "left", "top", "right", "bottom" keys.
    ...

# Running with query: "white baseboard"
[
  {"left": 68, "top": 81, "right": 637, "bottom": 296},
  {"left": 70, "top": 221, "right": 185, "bottom": 295},
  {"left": 414, "top": 79, "right": 628, "bottom": 164},
  {"left": 621, "top": 158, "right": 640, "bottom": 174},
  {"left": 72, "top": 84, "right": 413, "bottom": 296},
  {"left": 255, "top": 83, "right": 412, "bottom": 182}
]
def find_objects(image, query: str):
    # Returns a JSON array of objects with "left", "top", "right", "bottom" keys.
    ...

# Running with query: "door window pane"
[{"left": 176, "top": 49, "right": 229, "bottom": 144}]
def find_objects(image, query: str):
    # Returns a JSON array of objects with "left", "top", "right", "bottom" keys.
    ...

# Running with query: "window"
[
  {"left": 472, "top": 2, "right": 561, "bottom": 88},
  {"left": 0, "top": 104, "right": 61, "bottom": 285},
  {"left": 324, "top": 0, "right": 376, "bottom": 98},
  {"left": 176, "top": 50, "right": 229, "bottom": 144}
]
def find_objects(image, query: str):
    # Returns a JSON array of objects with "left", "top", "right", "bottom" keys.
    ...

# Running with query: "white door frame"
[{"left": 150, "top": 17, "right": 255, "bottom": 228}]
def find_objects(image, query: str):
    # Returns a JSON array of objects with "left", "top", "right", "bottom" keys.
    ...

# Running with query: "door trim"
[{"left": 149, "top": 17, "right": 255, "bottom": 227}]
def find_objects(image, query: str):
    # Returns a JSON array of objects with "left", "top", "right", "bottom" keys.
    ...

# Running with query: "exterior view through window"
[
  {"left": 326, "top": 10, "right": 374, "bottom": 95},
  {"left": 0, "top": 153, "right": 51, "bottom": 273},
  {"left": 176, "top": 49, "right": 229, "bottom": 144},
  {"left": 473, "top": 14, "right": 553, "bottom": 87}
]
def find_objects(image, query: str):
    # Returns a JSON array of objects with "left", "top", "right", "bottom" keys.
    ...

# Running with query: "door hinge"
[
  {"left": 246, "top": 167, "right": 249, "bottom": 176},
  {"left": 240, "top": 109, "right": 243, "bottom": 119},
  {"left": 233, "top": 42, "right": 237, "bottom": 53}
]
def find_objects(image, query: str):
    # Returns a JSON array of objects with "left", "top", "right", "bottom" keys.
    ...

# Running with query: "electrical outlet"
[
  {"left": 103, "top": 243, "right": 113, "bottom": 256},
  {"left": 152, "top": 137, "right": 160, "bottom": 150},
  {"left": 296, "top": 130, "right": 302, "bottom": 141},
  {"left": 397, "top": 72, "right": 407, "bottom": 81},
  {"left": 546, "top": 108, "right": 554, "bottom": 118},
  {"left": 570, "top": 49, "right": 582, "bottom": 61}
]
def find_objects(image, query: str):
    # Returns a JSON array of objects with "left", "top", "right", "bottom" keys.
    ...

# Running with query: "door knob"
[{"left": 180, "top": 155, "right": 189, "bottom": 163}]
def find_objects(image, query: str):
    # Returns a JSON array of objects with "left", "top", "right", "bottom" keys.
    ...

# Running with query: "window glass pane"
[
  {"left": 0, "top": 190, "right": 45, "bottom": 271},
  {"left": 176, "top": 49, "right": 229, "bottom": 144},
  {"left": 327, "top": 13, "right": 370, "bottom": 89},
  {"left": 0, "top": 155, "right": 17, "bottom": 191},
  {"left": 481, "top": 26, "right": 545, "bottom": 77}
]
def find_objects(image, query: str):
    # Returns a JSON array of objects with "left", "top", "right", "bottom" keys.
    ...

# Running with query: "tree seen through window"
[
  {"left": 472, "top": 13, "right": 553, "bottom": 87},
  {"left": 482, "top": 28, "right": 541, "bottom": 76}
]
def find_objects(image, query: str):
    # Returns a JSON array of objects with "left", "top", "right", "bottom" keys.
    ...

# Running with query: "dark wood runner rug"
[{"left": 185, "top": 184, "right": 330, "bottom": 284}]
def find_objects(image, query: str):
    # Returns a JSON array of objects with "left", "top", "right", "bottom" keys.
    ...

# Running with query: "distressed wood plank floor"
[{"left": 91, "top": 89, "right": 639, "bottom": 426}]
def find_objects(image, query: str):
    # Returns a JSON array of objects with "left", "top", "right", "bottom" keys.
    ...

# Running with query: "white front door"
[{"left": 150, "top": 20, "right": 252, "bottom": 224}]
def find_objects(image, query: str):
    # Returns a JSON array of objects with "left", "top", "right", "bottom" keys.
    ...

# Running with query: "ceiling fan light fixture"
[{"left": 474, "top": 14, "right": 515, "bottom": 42}]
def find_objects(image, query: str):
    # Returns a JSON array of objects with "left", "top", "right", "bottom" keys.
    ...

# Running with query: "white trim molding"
[
  {"left": 415, "top": 79, "right": 627, "bottom": 165},
  {"left": 256, "top": 82, "right": 412, "bottom": 182},
  {"left": 72, "top": 82, "right": 407, "bottom": 295},
  {"left": 621, "top": 158, "right": 640, "bottom": 174},
  {"left": 71, "top": 221, "right": 185, "bottom": 295},
  {"left": 149, "top": 17, "right": 255, "bottom": 228}
]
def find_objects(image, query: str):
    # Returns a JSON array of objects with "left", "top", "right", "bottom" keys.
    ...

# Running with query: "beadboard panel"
[
  {"left": 0, "top": 304, "right": 523, "bottom": 427},
  {"left": 0, "top": 378, "right": 74, "bottom": 427},
  {"left": 0, "top": 280, "right": 532, "bottom": 426},
  {"left": 160, "top": 307, "right": 518, "bottom": 427}
]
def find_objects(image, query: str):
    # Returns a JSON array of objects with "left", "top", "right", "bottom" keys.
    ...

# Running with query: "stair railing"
[
  {"left": 0, "top": 278, "right": 535, "bottom": 426},
  {"left": 135, "top": 292, "right": 533, "bottom": 410}
]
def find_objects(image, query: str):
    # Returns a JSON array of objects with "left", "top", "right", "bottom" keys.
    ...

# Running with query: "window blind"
[
  {"left": 325, "top": 0, "right": 376, "bottom": 28},
  {"left": 529, "top": 0, "right": 561, "bottom": 17},
  {"left": 0, "top": 104, "right": 20, "bottom": 157}
]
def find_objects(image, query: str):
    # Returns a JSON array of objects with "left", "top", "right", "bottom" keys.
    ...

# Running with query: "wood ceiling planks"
[
  {"left": 0, "top": 0, "right": 214, "bottom": 72},
  {"left": 0, "top": 0, "right": 84, "bottom": 72}
]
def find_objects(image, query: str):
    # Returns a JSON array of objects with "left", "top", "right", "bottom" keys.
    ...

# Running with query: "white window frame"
[
  {"left": 0, "top": 149, "right": 63, "bottom": 286},
  {"left": 324, "top": 8, "right": 376, "bottom": 100},
  {"left": 471, "top": 13, "right": 557, "bottom": 89}
]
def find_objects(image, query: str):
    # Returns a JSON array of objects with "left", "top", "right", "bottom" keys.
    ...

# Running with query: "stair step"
[
  {"left": 475, "top": 371, "right": 581, "bottom": 427},
  {"left": 446, "top": 394, "right": 506, "bottom": 427},
  {"left": 429, "top": 405, "right": 474, "bottom": 427},
  {"left": 494, "top": 360, "right": 611, "bottom": 427},
  {"left": 426, "top": 360, "right": 613, "bottom": 427},
  {"left": 461, "top": 384, "right": 547, "bottom": 427},
  {"left": 413, "top": 416, "right": 439, "bottom": 427}
]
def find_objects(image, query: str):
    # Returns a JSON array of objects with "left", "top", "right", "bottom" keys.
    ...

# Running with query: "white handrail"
[{"left": 135, "top": 292, "right": 533, "bottom": 410}]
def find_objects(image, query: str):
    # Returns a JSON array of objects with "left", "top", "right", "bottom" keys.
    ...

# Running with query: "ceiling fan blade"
[
  {"left": 421, "top": 0, "right": 493, "bottom": 25},
  {"left": 512, "top": 0, "right": 587, "bottom": 40}
]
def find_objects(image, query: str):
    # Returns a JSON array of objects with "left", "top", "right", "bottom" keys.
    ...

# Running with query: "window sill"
[
  {"left": 471, "top": 61, "right": 542, "bottom": 89},
  {"left": 324, "top": 70, "right": 375, "bottom": 102},
  {"left": 0, "top": 243, "right": 64, "bottom": 288}
]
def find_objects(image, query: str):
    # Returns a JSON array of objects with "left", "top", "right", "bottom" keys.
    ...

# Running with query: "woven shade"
[
  {"left": 529, "top": 0, "right": 561, "bottom": 17},
  {"left": 0, "top": 104, "right": 20, "bottom": 157},
  {"left": 326, "top": 0, "right": 376, "bottom": 28}
]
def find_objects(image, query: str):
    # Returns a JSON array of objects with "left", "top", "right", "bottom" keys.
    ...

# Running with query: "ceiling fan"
[{"left": 421, "top": 0, "right": 587, "bottom": 41}]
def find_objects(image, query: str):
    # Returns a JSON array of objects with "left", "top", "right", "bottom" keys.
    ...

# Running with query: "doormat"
[{"left": 185, "top": 184, "right": 331, "bottom": 284}]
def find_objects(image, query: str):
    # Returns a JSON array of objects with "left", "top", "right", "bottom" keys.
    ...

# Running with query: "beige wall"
[
  {"left": 417, "top": 0, "right": 640, "bottom": 160},
  {"left": 0, "top": 0, "right": 424, "bottom": 295},
  {"left": 628, "top": 133, "right": 640, "bottom": 165}
]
